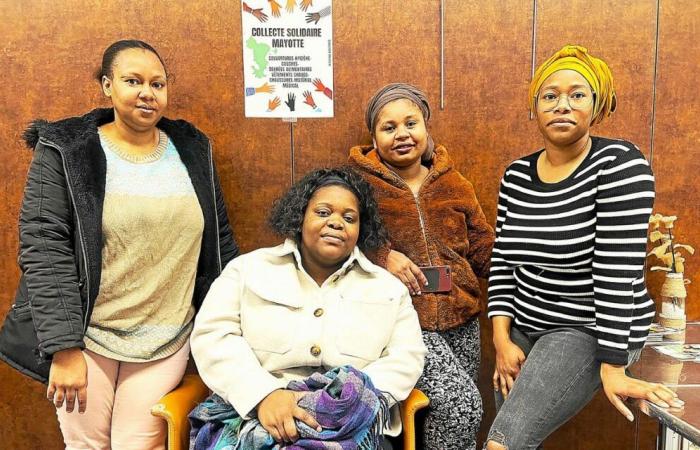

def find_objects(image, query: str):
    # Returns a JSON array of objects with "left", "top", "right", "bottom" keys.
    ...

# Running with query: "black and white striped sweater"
[{"left": 486, "top": 136, "right": 655, "bottom": 365}]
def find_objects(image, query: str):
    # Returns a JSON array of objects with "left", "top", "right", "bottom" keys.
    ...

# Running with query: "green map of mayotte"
[{"left": 246, "top": 37, "right": 275, "bottom": 78}]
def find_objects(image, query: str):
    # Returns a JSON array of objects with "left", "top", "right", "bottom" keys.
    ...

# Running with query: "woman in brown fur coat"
[{"left": 348, "top": 83, "right": 495, "bottom": 450}]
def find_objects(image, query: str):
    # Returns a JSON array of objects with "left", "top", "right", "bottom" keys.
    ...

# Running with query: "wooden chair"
[{"left": 152, "top": 374, "right": 429, "bottom": 450}]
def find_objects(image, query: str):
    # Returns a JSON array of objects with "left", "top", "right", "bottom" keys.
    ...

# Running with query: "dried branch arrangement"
[{"left": 648, "top": 213, "right": 694, "bottom": 273}]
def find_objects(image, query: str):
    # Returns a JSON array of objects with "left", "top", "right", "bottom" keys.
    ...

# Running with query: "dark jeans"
[{"left": 486, "top": 327, "right": 642, "bottom": 450}]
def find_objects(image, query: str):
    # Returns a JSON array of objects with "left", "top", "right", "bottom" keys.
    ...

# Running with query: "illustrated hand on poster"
[
  {"left": 256, "top": 82, "right": 275, "bottom": 94},
  {"left": 312, "top": 78, "right": 332, "bottom": 99},
  {"left": 267, "top": 0, "right": 282, "bottom": 18},
  {"left": 305, "top": 6, "right": 331, "bottom": 24},
  {"left": 300, "top": 0, "right": 313, "bottom": 11},
  {"left": 286, "top": 0, "right": 296, "bottom": 13},
  {"left": 267, "top": 96, "right": 282, "bottom": 111},
  {"left": 242, "top": 2, "right": 269, "bottom": 23},
  {"left": 245, "top": 82, "right": 276, "bottom": 96},
  {"left": 303, "top": 91, "right": 321, "bottom": 112},
  {"left": 285, "top": 92, "right": 296, "bottom": 112}
]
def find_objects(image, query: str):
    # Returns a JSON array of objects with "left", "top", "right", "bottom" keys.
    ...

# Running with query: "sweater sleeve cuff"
[
  {"left": 487, "top": 299, "right": 515, "bottom": 318},
  {"left": 487, "top": 310, "right": 514, "bottom": 319},
  {"left": 595, "top": 347, "right": 629, "bottom": 366},
  {"left": 40, "top": 336, "right": 86, "bottom": 357}
]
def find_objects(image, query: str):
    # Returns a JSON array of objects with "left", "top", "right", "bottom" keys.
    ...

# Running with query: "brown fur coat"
[{"left": 349, "top": 144, "right": 495, "bottom": 330}]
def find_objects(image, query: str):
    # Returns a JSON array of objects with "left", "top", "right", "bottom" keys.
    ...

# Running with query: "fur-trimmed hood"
[
  {"left": 348, "top": 144, "right": 453, "bottom": 190},
  {"left": 19, "top": 107, "right": 218, "bottom": 309},
  {"left": 23, "top": 107, "right": 208, "bottom": 152}
]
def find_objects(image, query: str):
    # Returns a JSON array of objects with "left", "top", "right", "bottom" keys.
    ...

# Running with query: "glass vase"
[{"left": 659, "top": 272, "right": 687, "bottom": 332}]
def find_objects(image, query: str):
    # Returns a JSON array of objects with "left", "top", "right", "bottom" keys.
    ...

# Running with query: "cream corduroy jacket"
[{"left": 191, "top": 239, "right": 426, "bottom": 436}]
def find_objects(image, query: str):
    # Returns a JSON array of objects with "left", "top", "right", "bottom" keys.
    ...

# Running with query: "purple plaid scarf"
[{"left": 189, "top": 365, "right": 389, "bottom": 450}]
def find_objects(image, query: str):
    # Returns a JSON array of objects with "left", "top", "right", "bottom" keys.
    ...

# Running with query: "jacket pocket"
[
  {"left": 0, "top": 286, "right": 50, "bottom": 381},
  {"left": 241, "top": 296, "right": 296, "bottom": 354},
  {"left": 11, "top": 277, "right": 32, "bottom": 319},
  {"left": 11, "top": 303, "right": 31, "bottom": 319},
  {"left": 436, "top": 242, "right": 481, "bottom": 298},
  {"left": 336, "top": 298, "right": 396, "bottom": 361}
]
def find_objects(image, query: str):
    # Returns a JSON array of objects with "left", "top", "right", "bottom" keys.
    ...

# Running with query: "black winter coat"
[{"left": 0, "top": 108, "right": 239, "bottom": 383}]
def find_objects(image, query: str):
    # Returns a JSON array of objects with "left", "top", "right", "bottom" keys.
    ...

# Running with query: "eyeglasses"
[{"left": 536, "top": 91, "right": 596, "bottom": 112}]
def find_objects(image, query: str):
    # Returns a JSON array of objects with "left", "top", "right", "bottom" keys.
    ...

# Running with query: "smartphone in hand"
[{"left": 419, "top": 265, "right": 452, "bottom": 293}]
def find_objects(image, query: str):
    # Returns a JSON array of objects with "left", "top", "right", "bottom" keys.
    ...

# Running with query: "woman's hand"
[
  {"left": 47, "top": 347, "right": 88, "bottom": 413},
  {"left": 493, "top": 337, "right": 526, "bottom": 399},
  {"left": 600, "top": 363, "right": 684, "bottom": 421},
  {"left": 257, "top": 389, "right": 321, "bottom": 444},
  {"left": 386, "top": 250, "right": 428, "bottom": 296}
]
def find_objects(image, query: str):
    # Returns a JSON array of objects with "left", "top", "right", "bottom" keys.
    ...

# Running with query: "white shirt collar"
[{"left": 271, "top": 238, "right": 380, "bottom": 276}]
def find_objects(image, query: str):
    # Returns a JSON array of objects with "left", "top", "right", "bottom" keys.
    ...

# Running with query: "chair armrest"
[
  {"left": 151, "top": 374, "right": 210, "bottom": 450},
  {"left": 400, "top": 388, "right": 430, "bottom": 450},
  {"left": 152, "top": 377, "right": 427, "bottom": 450}
]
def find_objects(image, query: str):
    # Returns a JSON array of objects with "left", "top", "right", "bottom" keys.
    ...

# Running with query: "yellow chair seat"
[{"left": 152, "top": 374, "right": 429, "bottom": 450}]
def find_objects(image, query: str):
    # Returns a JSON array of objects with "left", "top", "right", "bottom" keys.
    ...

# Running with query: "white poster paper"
[{"left": 241, "top": 0, "right": 333, "bottom": 118}]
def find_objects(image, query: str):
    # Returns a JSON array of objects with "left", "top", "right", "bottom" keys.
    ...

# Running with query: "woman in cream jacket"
[{"left": 191, "top": 167, "right": 426, "bottom": 448}]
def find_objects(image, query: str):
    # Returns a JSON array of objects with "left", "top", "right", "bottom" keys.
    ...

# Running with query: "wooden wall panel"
[
  {"left": 0, "top": 1, "right": 289, "bottom": 448},
  {"left": 435, "top": 0, "right": 536, "bottom": 224},
  {"left": 535, "top": 1, "right": 658, "bottom": 448},
  {"left": 647, "top": 0, "right": 700, "bottom": 320},
  {"left": 535, "top": 0, "right": 658, "bottom": 158},
  {"left": 437, "top": 2, "right": 535, "bottom": 447},
  {"left": 292, "top": 0, "right": 441, "bottom": 177},
  {"left": 0, "top": 0, "right": 94, "bottom": 446}
]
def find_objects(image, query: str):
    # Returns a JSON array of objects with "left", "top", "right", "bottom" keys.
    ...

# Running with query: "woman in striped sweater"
[{"left": 485, "top": 45, "right": 682, "bottom": 450}]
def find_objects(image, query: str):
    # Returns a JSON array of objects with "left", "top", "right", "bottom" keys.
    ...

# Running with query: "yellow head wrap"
[{"left": 528, "top": 45, "right": 616, "bottom": 125}]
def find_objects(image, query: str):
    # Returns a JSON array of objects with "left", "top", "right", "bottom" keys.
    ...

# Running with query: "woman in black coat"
[{"left": 0, "top": 40, "right": 237, "bottom": 449}]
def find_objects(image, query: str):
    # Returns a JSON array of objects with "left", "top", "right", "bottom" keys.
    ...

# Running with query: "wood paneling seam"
[
  {"left": 290, "top": 122, "right": 295, "bottom": 185},
  {"left": 440, "top": 0, "right": 445, "bottom": 110},
  {"left": 529, "top": 0, "right": 538, "bottom": 120},
  {"left": 649, "top": 0, "right": 661, "bottom": 168}
]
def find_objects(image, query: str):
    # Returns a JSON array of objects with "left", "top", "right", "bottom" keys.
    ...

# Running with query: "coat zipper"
[
  {"left": 38, "top": 138, "right": 92, "bottom": 332},
  {"left": 388, "top": 169, "right": 433, "bottom": 266},
  {"left": 207, "top": 142, "right": 223, "bottom": 273},
  {"left": 413, "top": 192, "right": 433, "bottom": 266}
]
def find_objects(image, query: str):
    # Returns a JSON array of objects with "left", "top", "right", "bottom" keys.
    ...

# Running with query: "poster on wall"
[{"left": 240, "top": 0, "right": 333, "bottom": 118}]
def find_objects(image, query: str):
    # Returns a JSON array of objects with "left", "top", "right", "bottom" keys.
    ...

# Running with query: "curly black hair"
[{"left": 268, "top": 166, "right": 388, "bottom": 251}]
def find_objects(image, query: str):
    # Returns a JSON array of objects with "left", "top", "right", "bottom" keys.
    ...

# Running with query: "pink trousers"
[{"left": 56, "top": 342, "right": 190, "bottom": 450}]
